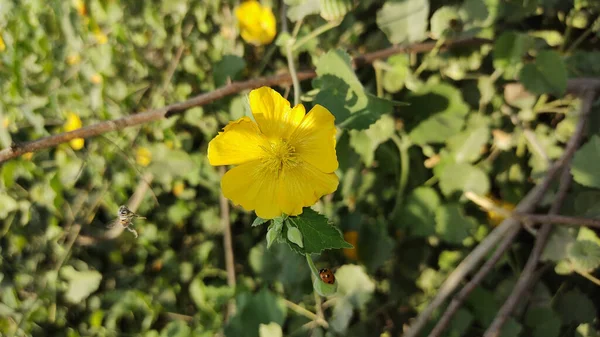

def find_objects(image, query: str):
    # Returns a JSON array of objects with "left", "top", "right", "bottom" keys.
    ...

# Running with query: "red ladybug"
[{"left": 319, "top": 268, "right": 335, "bottom": 284}]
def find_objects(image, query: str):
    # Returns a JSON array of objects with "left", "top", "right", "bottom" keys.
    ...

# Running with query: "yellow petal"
[
  {"left": 136, "top": 147, "right": 152, "bottom": 167},
  {"left": 277, "top": 162, "right": 339, "bottom": 216},
  {"left": 208, "top": 116, "right": 269, "bottom": 166},
  {"left": 64, "top": 112, "right": 82, "bottom": 132},
  {"left": 291, "top": 104, "right": 338, "bottom": 173},
  {"left": 70, "top": 138, "right": 85, "bottom": 150},
  {"left": 249, "top": 87, "right": 305, "bottom": 140},
  {"left": 235, "top": 0, "right": 276, "bottom": 46},
  {"left": 221, "top": 160, "right": 283, "bottom": 219}
]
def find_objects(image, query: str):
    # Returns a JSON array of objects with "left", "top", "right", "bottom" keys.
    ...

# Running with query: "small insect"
[
  {"left": 319, "top": 268, "right": 335, "bottom": 284},
  {"left": 106, "top": 205, "right": 146, "bottom": 238}
]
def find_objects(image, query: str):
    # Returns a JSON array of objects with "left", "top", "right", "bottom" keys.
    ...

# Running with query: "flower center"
[{"left": 262, "top": 139, "right": 297, "bottom": 174}]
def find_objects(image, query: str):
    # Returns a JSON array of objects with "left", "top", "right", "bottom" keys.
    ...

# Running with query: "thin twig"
[
  {"left": 428, "top": 225, "right": 521, "bottom": 337},
  {"left": 219, "top": 166, "right": 236, "bottom": 319},
  {"left": 483, "top": 90, "right": 595, "bottom": 337},
  {"left": 0, "top": 37, "right": 491, "bottom": 163}
]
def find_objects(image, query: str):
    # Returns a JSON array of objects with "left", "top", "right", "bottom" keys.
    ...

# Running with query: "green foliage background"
[{"left": 1, "top": 0, "right": 600, "bottom": 336}]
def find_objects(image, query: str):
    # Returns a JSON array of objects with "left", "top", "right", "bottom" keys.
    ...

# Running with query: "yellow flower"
[
  {"left": 135, "top": 147, "right": 152, "bottom": 167},
  {"left": 172, "top": 181, "right": 185, "bottom": 197},
  {"left": 208, "top": 87, "right": 338, "bottom": 219},
  {"left": 486, "top": 197, "right": 516, "bottom": 226},
  {"left": 235, "top": 0, "right": 276, "bottom": 46},
  {"left": 90, "top": 73, "right": 103, "bottom": 84},
  {"left": 22, "top": 152, "right": 33, "bottom": 161},
  {"left": 72, "top": 0, "right": 87, "bottom": 16},
  {"left": 66, "top": 54, "right": 81, "bottom": 65},
  {"left": 64, "top": 112, "right": 85, "bottom": 150},
  {"left": 94, "top": 29, "right": 108, "bottom": 45},
  {"left": 0, "top": 34, "right": 5, "bottom": 52}
]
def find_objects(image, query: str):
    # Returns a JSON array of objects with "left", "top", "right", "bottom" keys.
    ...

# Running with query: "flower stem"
[
  {"left": 286, "top": 41, "right": 301, "bottom": 106},
  {"left": 292, "top": 20, "right": 341, "bottom": 52},
  {"left": 305, "top": 253, "right": 320, "bottom": 278},
  {"left": 390, "top": 133, "right": 410, "bottom": 219}
]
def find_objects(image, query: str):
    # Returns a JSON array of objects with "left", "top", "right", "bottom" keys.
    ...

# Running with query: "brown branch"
[
  {"left": 428, "top": 225, "right": 521, "bottom": 337},
  {"left": 514, "top": 213, "right": 600, "bottom": 229},
  {"left": 220, "top": 166, "right": 237, "bottom": 320},
  {"left": 0, "top": 37, "right": 491, "bottom": 164},
  {"left": 483, "top": 89, "right": 595, "bottom": 337}
]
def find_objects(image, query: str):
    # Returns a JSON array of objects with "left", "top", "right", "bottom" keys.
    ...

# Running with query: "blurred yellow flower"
[
  {"left": 136, "top": 147, "right": 152, "bottom": 167},
  {"left": 2, "top": 117, "right": 9, "bottom": 128},
  {"left": 64, "top": 113, "right": 85, "bottom": 150},
  {"left": 22, "top": 152, "right": 33, "bottom": 160},
  {"left": 0, "top": 34, "right": 5, "bottom": 52},
  {"left": 343, "top": 231, "right": 359, "bottom": 260},
  {"left": 208, "top": 87, "right": 338, "bottom": 219},
  {"left": 90, "top": 73, "right": 102, "bottom": 84},
  {"left": 66, "top": 54, "right": 81, "bottom": 65},
  {"left": 172, "top": 181, "right": 185, "bottom": 197},
  {"left": 235, "top": 0, "right": 276, "bottom": 46},
  {"left": 487, "top": 197, "right": 516, "bottom": 226},
  {"left": 72, "top": 0, "right": 87, "bottom": 16},
  {"left": 94, "top": 29, "right": 108, "bottom": 45}
]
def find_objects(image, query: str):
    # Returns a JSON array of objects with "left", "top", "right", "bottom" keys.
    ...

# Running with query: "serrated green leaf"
[
  {"left": 571, "top": 135, "right": 600, "bottom": 188},
  {"left": 519, "top": 50, "right": 567, "bottom": 95},
  {"left": 252, "top": 216, "right": 268, "bottom": 227},
  {"left": 286, "top": 208, "right": 352, "bottom": 254},
  {"left": 376, "top": 0, "right": 429, "bottom": 44},
  {"left": 568, "top": 240, "right": 600, "bottom": 271},
  {"left": 438, "top": 163, "right": 490, "bottom": 198},
  {"left": 435, "top": 204, "right": 478, "bottom": 244}
]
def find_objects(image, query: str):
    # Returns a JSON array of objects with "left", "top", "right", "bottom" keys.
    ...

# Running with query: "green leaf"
[
  {"left": 438, "top": 163, "right": 490, "bottom": 198},
  {"left": 314, "top": 50, "right": 394, "bottom": 130},
  {"left": 571, "top": 135, "right": 600, "bottom": 188},
  {"left": 397, "top": 186, "right": 441, "bottom": 237},
  {"left": 447, "top": 126, "right": 489, "bottom": 163},
  {"left": 382, "top": 55, "right": 410, "bottom": 93},
  {"left": 541, "top": 227, "right": 577, "bottom": 262},
  {"left": 313, "top": 276, "right": 338, "bottom": 296},
  {"left": 405, "top": 82, "right": 470, "bottom": 145},
  {"left": 266, "top": 218, "right": 283, "bottom": 249},
  {"left": 349, "top": 114, "right": 396, "bottom": 166},
  {"left": 519, "top": 50, "right": 567, "bottom": 95},
  {"left": 60, "top": 266, "right": 102, "bottom": 304},
  {"left": 525, "top": 307, "right": 562, "bottom": 337},
  {"left": 330, "top": 265, "right": 375, "bottom": 333},
  {"left": 493, "top": 31, "right": 534, "bottom": 79},
  {"left": 553, "top": 288, "right": 597, "bottom": 324},
  {"left": 286, "top": 0, "right": 320, "bottom": 22},
  {"left": 357, "top": 220, "right": 394, "bottom": 272},
  {"left": 286, "top": 225, "right": 304, "bottom": 248},
  {"left": 568, "top": 240, "right": 600, "bottom": 271},
  {"left": 213, "top": 55, "right": 246, "bottom": 87},
  {"left": 160, "top": 320, "right": 191, "bottom": 337},
  {"left": 435, "top": 204, "right": 478, "bottom": 244},
  {"left": 286, "top": 208, "right": 353, "bottom": 255},
  {"left": 224, "top": 289, "right": 286, "bottom": 337},
  {"left": 252, "top": 216, "right": 268, "bottom": 227},
  {"left": 259, "top": 322, "right": 283, "bottom": 337},
  {"left": 319, "top": 0, "right": 353, "bottom": 21},
  {"left": 376, "top": 0, "right": 429, "bottom": 44}
]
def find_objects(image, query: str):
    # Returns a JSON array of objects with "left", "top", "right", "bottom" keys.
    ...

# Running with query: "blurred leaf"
[
  {"left": 358, "top": 221, "right": 394, "bottom": 272},
  {"left": 286, "top": 0, "right": 321, "bottom": 22},
  {"left": 382, "top": 55, "right": 410, "bottom": 93},
  {"left": 285, "top": 208, "right": 352, "bottom": 254},
  {"left": 330, "top": 265, "right": 375, "bottom": 334},
  {"left": 213, "top": 55, "right": 246, "bottom": 87},
  {"left": 60, "top": 266, "right": 102, "bottom": 304},
  {"left": 224, "top": 289, "right": 286, "bottom": 337},
  {"left": 397, "top": 186, "right": 441, "bottom": 237},
  {"left": 435, "top": 204, "right": 478, "bottom": 244},
  {"left": 525, "top": 307, "right": 562, "bottom": 337},
  {"left": 438, "top": 163, "right": 490, "bottom": 198},
  {"left": 541, "top": 227, "right": 577, "bottom": 262},
  {"left": 553, "top": 288, "right": 597, "bottom": 324},
  {"left": 493, "top": 31, "right": 533, "bottom": 79},
  {"left": 259, "top": 322, "right": 282, "bottom": 337},
  {"left": 349, "top": 114, "right": 396, "bottom": 166},
  {"left": 319, "top": 0, "right": 354, "bottom": 21},
  {"left": 160, "top": 320, "right": 191, "bottom": 337},
  {"left": 405, "top": 82, "right": 470, "bottom": 145},
  {"left": 252, "top": 216, "right": 268, "bottom": 227},
  {"left": 571, "top": 135, "right": 600, "bottom": 188},
  {"left": 519, "top": 50, "right": 567, "bottom": 95},
  {"left": 447, "top": 126, "right": 489, "bottom": 163},
  {"left": 568, "top": 240, "right": 600, "bottom": 272},
  {"left": 376, "top": 0, "right": 429, "bottom": 44}
]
